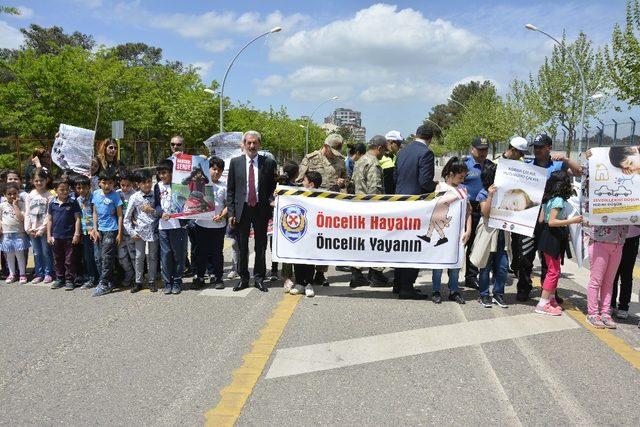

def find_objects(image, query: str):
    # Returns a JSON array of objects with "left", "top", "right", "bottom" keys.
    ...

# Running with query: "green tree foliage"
[
  {"left": 0, "top": 25, "right": 323, "bottom": 167},
  {"left": 526, "top": 32, "right": 609, "bottom": 153},
  {"left": 425, "top": 80, "right": 495, "bottom": 136},
  {"left": 0, "top": 5, "right": 19, "bottom": 15},
  {"left": 606, "top": 0, "right": 640, "bottom": 105},
  {"left": 444, "top": 86, "right": 515, "bottom": 155}
]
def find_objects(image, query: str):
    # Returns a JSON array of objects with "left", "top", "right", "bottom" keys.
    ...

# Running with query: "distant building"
[{"left": 325, "top": 108, "right": 366, "bottom": 143}]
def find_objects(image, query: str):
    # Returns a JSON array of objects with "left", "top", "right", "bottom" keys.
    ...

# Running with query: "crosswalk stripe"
[{"left": 265, "top": 312, "right": 579, "bottom": 379}]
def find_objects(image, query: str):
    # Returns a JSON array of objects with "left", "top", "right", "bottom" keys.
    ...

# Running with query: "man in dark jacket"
[{"left": 393, "top": 125, "right": 436, "bottom": 300}]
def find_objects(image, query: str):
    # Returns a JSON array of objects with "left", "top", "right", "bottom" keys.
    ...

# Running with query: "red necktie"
[{"left": 248, "top": 158, "right": 257, "bottom": 207}]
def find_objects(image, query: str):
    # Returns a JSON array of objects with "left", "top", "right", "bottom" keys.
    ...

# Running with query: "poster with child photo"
[{"left": 170, "top": 153, "right": 215, "bottom": 219}]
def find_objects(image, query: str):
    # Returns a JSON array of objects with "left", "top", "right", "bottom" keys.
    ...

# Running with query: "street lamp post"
[
  {"left": 219, "top": 27, "right": 282, "bottom": 133},
  {"left": 424, "top": 118, "right": 444, "bottom": 134},
  {"left": 447, "top": 97, "right": 469, "bottom": 113},
  {"left": 305, "top": 96, "right": 339, "bottom": 155},
  {"left": 525, "top": 24, "right": 587, "bottom": 158}
]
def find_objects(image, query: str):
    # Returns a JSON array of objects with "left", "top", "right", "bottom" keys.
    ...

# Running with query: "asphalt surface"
[{"left": 1, "top": 243, "right": 639, "bottom": 426}]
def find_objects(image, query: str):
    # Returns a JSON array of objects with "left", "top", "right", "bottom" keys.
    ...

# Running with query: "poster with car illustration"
[
  {"left": 488, "top": 159, "right": 547, "bottom": 237},
  {"left": 52, "top": 124, "right": 95, "bottom": 176},
  {"left": 588, "top": 146, "right": 640, "bottom": 225},
  {"left": 170, "top": 153, "right": 215, "bottom": 219}
]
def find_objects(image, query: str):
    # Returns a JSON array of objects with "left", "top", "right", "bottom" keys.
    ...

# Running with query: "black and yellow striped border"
[{"left": 275, "top": 186, "right": 445, "bottom": 201}]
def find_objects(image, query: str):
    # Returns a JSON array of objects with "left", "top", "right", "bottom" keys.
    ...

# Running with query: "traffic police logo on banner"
[{"left": 280, "top": 205, "right": 307, "bottom": 243}]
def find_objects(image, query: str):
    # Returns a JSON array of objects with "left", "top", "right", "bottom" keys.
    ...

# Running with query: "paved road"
[{"left": 1, "top": 243, "right": 639, "bottom": 426}]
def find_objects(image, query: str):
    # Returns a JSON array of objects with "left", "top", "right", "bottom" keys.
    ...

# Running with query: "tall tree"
[
  {"left": 527, "top": 32, "right": 609, "bottom": 154},
  {"left": 111, "top": 43, "right": 163, "bottom": 67},
  {"left": 606, "top": 0, "right": 640, "bottom": 105},
  {"left": 0, "top": 5, "right": 19, "bottom": 15},
  {"left": 19, "top": 24, "right": 95, "bottom": 55},
  {"left": 424, "top": 80, "right": 495, "bottom": 133}
]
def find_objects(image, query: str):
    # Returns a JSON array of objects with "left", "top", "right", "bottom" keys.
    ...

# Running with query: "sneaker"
[
  {"left": 43, "top": 275, "right": 53, "bottom": 284},
  {"left": 267, "top": 270, "right": 278, "bottom": 282},
  {"left": 368, "top": 270, "right": 390, "bottom": 287},
  {"left": 349, "top": 272, "right": 369, "bottom": 288},
  {"left": 289, "top": 284, "right": 304, "bottom": 295},
  {"left": 131, "top": 283, "right": 142, "bottom": 293},
  {"left": 304, "top": 284, "right": 315, "bottom": 297},
  {"left": 92, "top": 285, "right": 112, "bottom": 297},
  {"left": 448, "top": 292, "right": 465, "bottom": 304},
  {"left": 171, "top": 284, "right": 182, "bottom": 294},
  {"left": 549, "top": 298, "right": 560, "bottom": 309},
  {"left": 614, "top": 309, "right": 629, "bottom": 319},
  {"left": 64, "top": 281, "right": 75, "bottom": 290},
  {"left": 535, "top": 303, "right": 562, "bottom": 316},
  {"left": 227, "top": 271, "right": 239, "bottom": 280},
  {"left": 149, "top": 283, "right": 158, "bottom": 292},
  {"left": 19, "top": 276, "right": 28, "bottom": 284},
  {"left": 283, "top": 279, "right": 294, "bottom": 293},
  {"left": 80, "top": 281, "right": 96, "bottom": 289},
  {"left": 214, "top": 278, "right": 225, "bottom": 290},
  {"left": 600, "top": 314, "right": 617, "bottom": 329},
  {"left": 492, "top": 294, "right": 508, "bottom": 308},
  {"left": 480, "top": 295, "right": 493, "bottom": 308},
  {"left": 335, "top": 266, "right": 351, "bottom": 272},
  {"left": 432, "top": 291, "right": 442, "bottom": 304},
  {"left": 314, "top": 272, "right": 330, "bottom": 287},
  {"left": 586, "top": 314, "right": 605, "bottom": 328},
  {"left": 192, "top": 277, "right": 205, "bottom": 290},
  {"left": 5, "top": 275, "right": 15, "bottom": 284},
  {"left": 163, "top": 285, "right": 172, "bottom": 295},
  {"left": 50, "top": 280, "right": 64, "bottom": 289},
  {"left": 31, "top": 276, "right": 43, "bottom": 284}
]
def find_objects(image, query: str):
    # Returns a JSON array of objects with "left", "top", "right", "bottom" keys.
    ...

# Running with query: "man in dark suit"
[
  {"left": 393, "top": 125, "right": 437, "bottom": 300},
  {"left": 226, "top": 130, "right": 277, "bottom": 292}
]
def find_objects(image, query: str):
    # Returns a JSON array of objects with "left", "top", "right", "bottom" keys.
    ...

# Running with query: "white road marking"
[{"left": 266, "top": 313, "right": 579, "bottom": 379}]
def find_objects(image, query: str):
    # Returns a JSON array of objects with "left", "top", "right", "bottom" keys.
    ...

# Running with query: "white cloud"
[
  {"left": 191, "top": 61, "right": 214, "bottom": 79},
  {"left": 270, "top": 4, "right": 485, "bottom": 68},
  {"left": 0, "top": 20, "right": 23, "bottom": 49},
  {"left": 197, "top": 39, "right": 234, "bottom": 53},
  {"left": 14, "top": 6, "right": 34, "bottom": 19},
  {"left": 72, "top": 0, "right": 102, "bottom": 9}
]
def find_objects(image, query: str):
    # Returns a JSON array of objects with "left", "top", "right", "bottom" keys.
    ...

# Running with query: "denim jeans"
[
  {"left": 31, "top": 234, "right": 54, "bottom": 278},
  {"left": 159, "top": 228, "right": 187, "bottom": 287},
  {"left": 431, "top": 268, "right": 460, "bottom": 294},
  {"left": 81, "top": 234, "right": 98, "bottom": 284},
  {"left": 479, "top": 248, "right": 509, "bottom": 297},
  {"left": 96, "top": 231, "right": 118, "bottom": 288},
  {"left": 118, "top": 234, "right": 136, "bottom": 285}
]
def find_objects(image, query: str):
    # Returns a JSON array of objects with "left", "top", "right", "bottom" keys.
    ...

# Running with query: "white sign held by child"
[
  {"left": 489, "top": 159, "right": 547, "bottom": 237},
  {"left": 52, "top": 124, "right": 95, "bottom": 176}
]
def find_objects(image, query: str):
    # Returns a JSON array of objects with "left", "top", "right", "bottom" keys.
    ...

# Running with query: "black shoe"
[
  {"left": 392, "top": 282, "right": 399, "bottom": 294},
  {"left": 254, "top": 278, "right": 269, "bottom": 292},
  {"left": 398, "top": 290, "right": 429, "bottom": 300},
  {"left": 267, "top": 270, "right": 278, "bottom": 282},
  {"left": 214, "top": 279, "right": 225, "bottom": 290},
  {"left": 192, "top": 277, "right": 205, "bottom": 290},
  {"left": 336, "top": 266, "right": 351, "bottom": 272},
  {"left": 516, "top": 291, "right": 530, "bottom": 302},
  {"left": 313, "top": 272, "right": 330, "bottom": 287},
  {"left": 434, "top": 237, "right": 448, "bottom": 247},
  {"left": 432, "top": 291, "right": 442, "bottom": 304},
  {"left": 416, "top": 234, "right": 431, "bottom": 243},
  {"left": 233, "top": 281, "right": 249, "bottom": 292},
  {"left": 465, "top": 281, "right": 479, "bottom": 290},
  {"left": 368, "top": 270, "right": 390, "bottom": 287},
  {"left": 64, "top": 281, "right": 75, "bottom": 291},
  {"left": 148, "top": 283, "right": 157, "bottom": 292},
  {"left": 480, "top": 295, "right": 492, "bottom": 308},
  {"left": 492, "top": 294, "right": 508, "bottom": 308},
  {"left": 554, "top": 291, "right": 564, "bottom": 305},
  {"left": 449, "top": 292, "right": 465, "bottom": 304},
  {"left": 349, "top": 274, "right": 369, "bottom": 288},
  {"left": 131, "top": 283, "right": 142, "bottom": 293}
]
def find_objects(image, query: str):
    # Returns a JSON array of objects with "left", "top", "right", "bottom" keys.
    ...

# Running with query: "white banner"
[
  {"left": 52, "top": 124, "right": 95, "bottom": 176},
  {"left": 489, "top": 159, "right": 547, "bottom": 237},
  {"left": 588, "top": 147, "right": 640, "bottom": 225},
  {"left": 272, "top": 186, "right": 466, "bottom": 269},
  {"left": 170, "top": 153, "right": 215, "bottom": 220},
  {"left": 203, "top": 132, "right": 243, "bottom": 184}
]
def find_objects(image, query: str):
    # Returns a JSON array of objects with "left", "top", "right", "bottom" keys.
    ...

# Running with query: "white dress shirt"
[{"left": 245, "top": 155, "right": 259, "bottom": 203}]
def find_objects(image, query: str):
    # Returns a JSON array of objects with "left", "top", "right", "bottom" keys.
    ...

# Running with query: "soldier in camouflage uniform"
[
  {"left": 350, "top": 135, "right": 390, "bottom": 288},
  {"left": 296, "top": 134, "right": 348, "bottom": 286}
]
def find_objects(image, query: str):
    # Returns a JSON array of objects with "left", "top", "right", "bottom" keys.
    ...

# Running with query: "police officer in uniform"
[
  {"left": 461, "top": 137, "right": 494, "bottom": 289},
  {"left": 297, "top": 133, "right": 348, "bottom": 286},
  {"left": 350, "top": 135, "right": 390, "bottom": 288}
]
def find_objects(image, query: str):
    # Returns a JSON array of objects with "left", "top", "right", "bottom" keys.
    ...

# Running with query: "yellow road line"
[
  {"left": 533, "top": 277, "right": 639, "bottom": 370},
  {"left": 204, "top": 294, "right": 302, "bottom": 426},
  {"left": 562, "top": 300, "right": 640, "bottom": 371}
]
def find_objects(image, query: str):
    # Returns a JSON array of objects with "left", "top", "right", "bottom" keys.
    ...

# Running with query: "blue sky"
[{"left": 1, "top": 0, "right": 636, "bottom": 139}]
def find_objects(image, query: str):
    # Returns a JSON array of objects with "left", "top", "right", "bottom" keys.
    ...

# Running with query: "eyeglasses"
[{"left": 171, "top": 143, "right": 183, "bottom": 147}]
